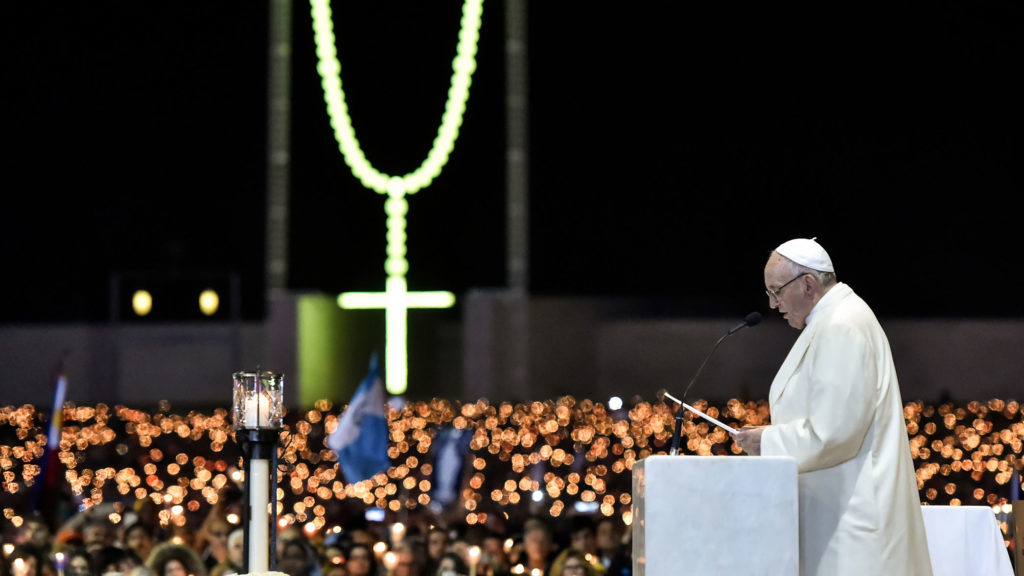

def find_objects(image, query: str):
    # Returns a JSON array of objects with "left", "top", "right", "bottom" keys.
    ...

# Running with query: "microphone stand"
[
  {"left": 666, "top": 312, "right": 761, "bottom": 456},
  {"left": 669, "top": 411, "right": 685, "bottom": 456}
]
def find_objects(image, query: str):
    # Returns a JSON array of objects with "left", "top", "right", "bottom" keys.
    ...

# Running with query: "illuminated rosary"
[{"left": 310, "top": 0, "right": 483, "bottom": 394}]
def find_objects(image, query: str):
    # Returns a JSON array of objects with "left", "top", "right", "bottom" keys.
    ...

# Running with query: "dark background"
[{"left": 2, "top": 2, "right": 1022, "bottom": 324}]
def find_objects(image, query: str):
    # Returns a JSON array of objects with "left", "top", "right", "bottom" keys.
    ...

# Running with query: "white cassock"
[{"left": 761, "top": 283, "right": 933, "bottom": 576}]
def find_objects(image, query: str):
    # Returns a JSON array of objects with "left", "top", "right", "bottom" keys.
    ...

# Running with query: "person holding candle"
[
  {"left": 392, "top": 542, "right": 426, "bottom": 576},
  {"left": 4, "top": 545, "right": 47, "bottom": 576},
  {"left": 423, "top": 527, "right": 450, "bottom": 576},
  {"left": 145, "top": 542, "right": 207, "bottom": 576},
  {"left": 193, "top": 511, "right": 233, "bottom": 572},
  {"left": 277, "top": 537, "right": 321, "bottom": 576},
  {"left": 80, "top": 517, "right": 118, "bottom": 559},
  {"left": 94, "top": 545, "right": 143, "bottom": 575},
  {"left": 593, "top": 519, "right": 629, "bottom": 576},
  {"left": 521, "top": 519, "right": 556, "bottom": 576},
  {"left": 565, "top": 517, "right": 597, "bottom": 559},
  {"left": 63, "top": 548, "right": 92, "bottom": 576},
  {"left": 479, "top": 534, "right": 511, "bottom": 576},
  {"left": 344, "top": 544, "right": 377, "bottom": 576},
  {"left": 209, "top": 528, "right": 244, "bottom": 576},
  {"left": 122, "top": 522, "right": 158, "bottom": 571},
  {"left": 434, "top": 551, "right": 468, "bottom": 576},
  {"left": 548, "top": 550, "right": 598, "bottom": 576},
  {"left": 14, "top": 514, "right": 53, "bottom": 553}
]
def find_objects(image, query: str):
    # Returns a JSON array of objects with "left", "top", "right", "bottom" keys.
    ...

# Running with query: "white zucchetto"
[{"left": 774, "top": 237, "right": 835, "bottom": 273}]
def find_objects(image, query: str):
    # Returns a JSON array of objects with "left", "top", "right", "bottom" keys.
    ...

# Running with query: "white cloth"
[
  {"left": 760, "top": 283, "right": 933, "bottom": 576},
  {"left": 920, "top": 506, "right": 1013, "bottom": 576}
]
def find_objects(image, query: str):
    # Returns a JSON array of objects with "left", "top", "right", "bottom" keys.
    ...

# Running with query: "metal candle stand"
[{"left": 233, "top": 370, "right": 285, "bottom": 574}]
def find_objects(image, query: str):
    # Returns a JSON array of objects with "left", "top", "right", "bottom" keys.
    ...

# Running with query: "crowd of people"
[{"left": 1, "top": 504, "right": 632, "bottom": 576}]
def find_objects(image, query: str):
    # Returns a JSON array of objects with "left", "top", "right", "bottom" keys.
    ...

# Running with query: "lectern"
[{"left": 632, "top": 455, "right": 799, "bottom": 576}]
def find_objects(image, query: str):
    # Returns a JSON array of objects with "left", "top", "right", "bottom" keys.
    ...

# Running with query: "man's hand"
[{"left": 733, "top": 425, "right": 767, "bottom": 455}]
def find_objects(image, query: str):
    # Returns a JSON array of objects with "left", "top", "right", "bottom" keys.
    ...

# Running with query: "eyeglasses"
[{"left": 765, "top": 273, "right": 809, "bottom": 301}]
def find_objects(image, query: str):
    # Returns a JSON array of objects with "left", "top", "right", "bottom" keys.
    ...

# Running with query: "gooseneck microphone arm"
[{"left": 667, "top": 311, "right": 762, "bottom": 456}]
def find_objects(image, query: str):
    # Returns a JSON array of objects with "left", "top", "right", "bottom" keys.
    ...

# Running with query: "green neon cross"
[
  {"left": 337, "top": 188, "right": 455, "bottom": 395},
  {"left": 311, "top": 0, "right": 482, "bottom": 395}
]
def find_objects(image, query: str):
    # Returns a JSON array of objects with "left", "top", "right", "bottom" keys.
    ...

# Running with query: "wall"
[{"left": 1, "top": 292, "right": 1021, "bottom": 411}]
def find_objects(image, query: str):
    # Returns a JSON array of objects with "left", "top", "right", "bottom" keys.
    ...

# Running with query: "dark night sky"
[{"left": 2, "top": 2, "right": 1022, "bottom": 324}]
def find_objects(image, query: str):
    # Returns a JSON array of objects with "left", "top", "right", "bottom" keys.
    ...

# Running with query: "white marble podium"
[{"left": 632, "top": 455, "right": 798, "bottom": 576}]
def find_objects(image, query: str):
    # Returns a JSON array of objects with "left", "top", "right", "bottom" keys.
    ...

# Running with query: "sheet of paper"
[{"left": 681, "top": 402, "right": 738, "bottom": 435}]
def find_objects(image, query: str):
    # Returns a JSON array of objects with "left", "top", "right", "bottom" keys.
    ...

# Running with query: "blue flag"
[
  {"left": 430, "top": 427, "right": 470, "bottom": 511},
  {"left": 32, "top": 373, "right": 66, "bottom": 527},
  {"left": 327, "top": 354, "right": 390, "bottom": 483}
]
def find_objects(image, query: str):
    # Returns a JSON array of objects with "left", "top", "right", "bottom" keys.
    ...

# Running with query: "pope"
[{"left": 734, "top": 237, "right": 933, "bottom": 576}]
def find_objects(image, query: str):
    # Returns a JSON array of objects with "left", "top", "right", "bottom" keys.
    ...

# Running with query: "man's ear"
[{"left": 801, "top": 273, "right": 817, "bottom": 296}]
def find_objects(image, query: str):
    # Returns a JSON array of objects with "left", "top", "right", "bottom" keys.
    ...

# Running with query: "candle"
[
  {"left": 468, "top": 545, "right": 481, "bottom": 576},
  {"left": 244, "top": 394, "right": 271, "bottom": 427},
  {"left": 383, "top": 551, "right": 398, "bottom": 576},
  {"left": 391, "top": 522, "right": 406, "bottom": 546},
  {"left": 55, "top": 551, "right": 66, "bottom": 576},
  {"left": 248, "top": 458, "right": 270, "bottom": 572}
]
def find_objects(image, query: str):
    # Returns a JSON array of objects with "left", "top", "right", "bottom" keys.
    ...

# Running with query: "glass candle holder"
[{"left": 233, "top": 370, "right": 284, "bottom": 430}]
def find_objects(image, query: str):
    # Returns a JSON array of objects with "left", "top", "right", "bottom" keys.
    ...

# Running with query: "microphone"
[
  {"left": 727, "top": 311, "right": 762, "bottom": 335},
  {"left": 664, "top": 311, "right": 762, "bottom": 455}
]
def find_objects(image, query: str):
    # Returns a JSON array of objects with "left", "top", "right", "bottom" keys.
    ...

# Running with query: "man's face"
[
  {"left": 764, "top": 252, "right": 813, "bottom": 330},
  {"left": 524, "top": 528, "right": 550, "bottom": 559},
  {"left": 205, "top": 519, "right": 231, "bottom": 560},
  {"left": 125, "top": 528, "right": 154, "bottom": 560},
  {"left": 482, "top": 536, "right": 505, "bottom": 563},
  {"left": 570, "top": 528, "right": 595, "bottom": 554},
  {"left": 82, "top": 523, "right": 114, "bottom": 554},
  {"left": 68, "top": 555, "right": 91, "bottom": 576},
  {"left": 394, "top": 549, "right": 417, "bottom": 576},
  {"left": 227, "top": 531, "right": 245, "bottom": 567},
  {"left": 20, "top": 521, "right": 50, "bottom": 548},
  {"left": 595, "top": 520, "right": 618, "bottom": 552},
  {"left": 427, "top": 530, "right": 449, "bottom": 560},
  {"left": 163, "top": 559, "right": 188, "bottom": 576},
  {"left": 277, "top": 542, "right": 310, "bottom": 576}
]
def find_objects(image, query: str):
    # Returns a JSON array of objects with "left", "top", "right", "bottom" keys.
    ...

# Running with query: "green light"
[
  {"left": 338, "top": 291, "right": 456, "bottom": 310},
  {"left": 310, "top": 0, "right": 483, "bottom": 394},
  {"left": 310, "top": 2, "right": 482, "bottom": 195}
]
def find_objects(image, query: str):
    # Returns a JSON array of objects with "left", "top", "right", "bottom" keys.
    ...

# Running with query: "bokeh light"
[{"left": 0, "top": 396, "right": 1021, "bottom": 551}]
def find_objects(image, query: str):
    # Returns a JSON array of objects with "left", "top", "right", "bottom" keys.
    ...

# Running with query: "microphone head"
[{"left": 744, "top": 312, "right": 762, "bottom": 327}]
